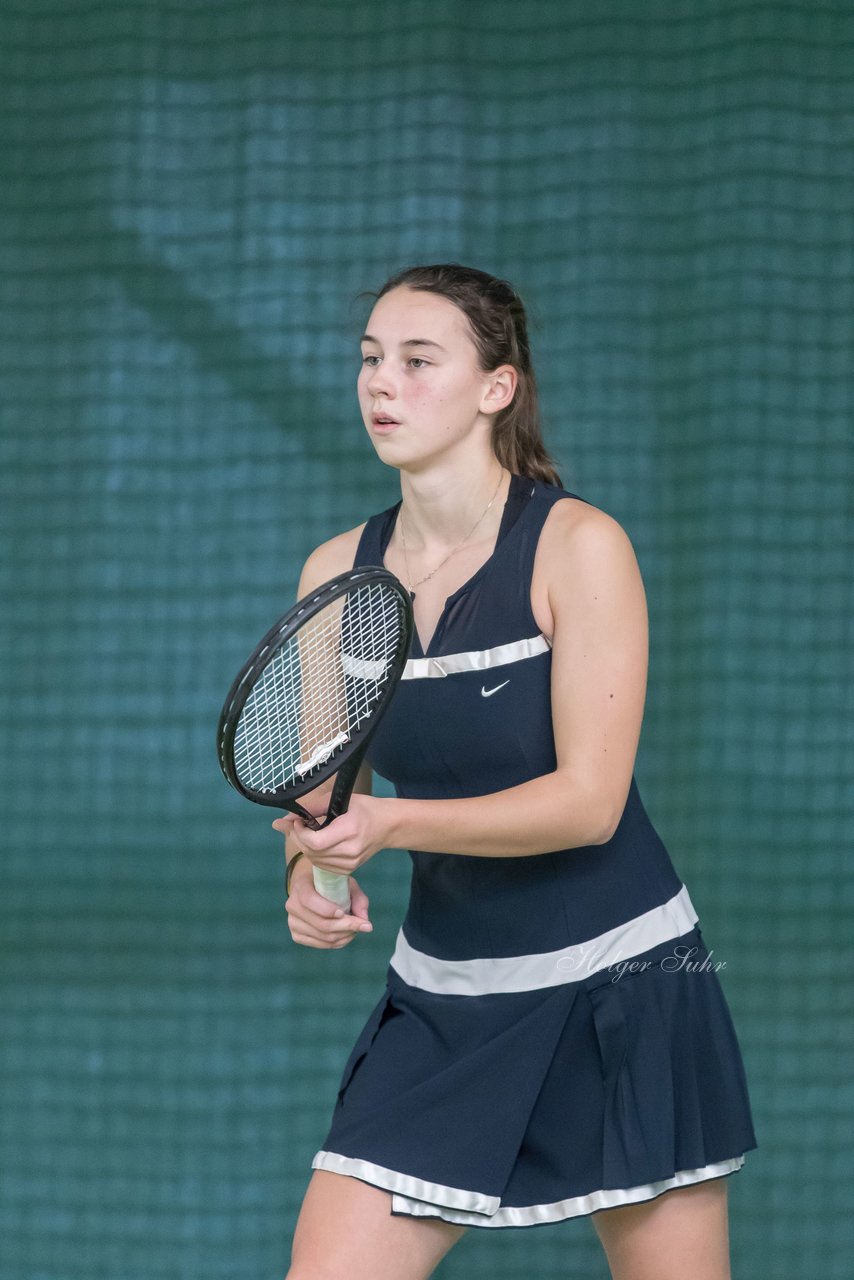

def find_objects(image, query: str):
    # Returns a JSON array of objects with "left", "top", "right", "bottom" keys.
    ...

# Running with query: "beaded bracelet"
[{"left": 285, "top": 851, "right": 305, "bottom": 895}]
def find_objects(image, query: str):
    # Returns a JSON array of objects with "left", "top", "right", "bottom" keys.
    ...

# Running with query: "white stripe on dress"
[
  {"left": 341, "top": 651, "right": 389, "bottom": 681},
  {"left": 389, "top": 884, "right": 699, "bottom": 996},
  {"left": 311, "top": 1150, "right": 745, "bottom": 1226},
  {"left": 402, "top": 633, "right": 551, "bottom": 680}
]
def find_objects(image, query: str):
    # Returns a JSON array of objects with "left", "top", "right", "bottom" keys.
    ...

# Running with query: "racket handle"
[{"left": 312, "top": 866, "right": 352, "bottom": 911}]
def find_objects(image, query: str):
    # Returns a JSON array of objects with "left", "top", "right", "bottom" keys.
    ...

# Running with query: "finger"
[
  {"left": 348, "top": 880, "right": 371, "bottom": 922},
  {"left": 289, "top": 923, "right": 358, "bottom": 946},
  {"left": 301, "top": 852, "right": 357, "bottom": 881},
  {"left": 299, "top": 813, "right": 356, "bottom": 853},
  {"left": 296, "top": 886, "right": 354, "bottom": 919},
  {"left": 289, "top": 927, "right": 355, "bottom": 950},
  {"left": 302, "top": 858, "right": 349, "bottom": 882},
  {"left": 316, "top": 911, "right": 373, "bottom": 936},
  {"left": 290, "top": 819, "right": 328, "bottom": 853},
  {"left": 286, "top": 887, "right": 367, "bottom": 927},
  {"left": 287, "top": 916, "right": 368, "bottom": 946},
  {"left": 286, "top": 900, "right": 372, "bottom": 937},
  {"left": 299, "top": 889, "right": 342, "bottom": 917},
  {"left": 285, "top": 910, "right": 355, "bottom": 942}
]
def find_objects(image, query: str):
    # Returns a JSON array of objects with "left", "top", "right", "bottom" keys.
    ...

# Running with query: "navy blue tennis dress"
[{"left": 311, "top": 473, "right": 757, "bottom": 1228}]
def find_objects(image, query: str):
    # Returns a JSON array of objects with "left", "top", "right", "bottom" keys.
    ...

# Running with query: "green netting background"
[{"left": 2, "top": 2, "right": 852, "bottom": 1277}]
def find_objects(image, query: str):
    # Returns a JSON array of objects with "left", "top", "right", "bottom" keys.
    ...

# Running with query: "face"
[{"left": 357, "top": 286, "right": 515, "bottom": 471}]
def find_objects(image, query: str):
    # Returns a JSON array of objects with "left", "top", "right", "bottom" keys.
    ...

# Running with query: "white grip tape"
[{"left": 312, "top": 866, "right": 352, "bottom": 911}]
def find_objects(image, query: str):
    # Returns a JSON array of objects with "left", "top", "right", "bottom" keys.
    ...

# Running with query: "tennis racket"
[{"left": 217, "top": 567, "right": 413, "bottom": 910}]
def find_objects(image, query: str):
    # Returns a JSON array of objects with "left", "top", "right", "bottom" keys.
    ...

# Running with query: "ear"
[{"left": 479, "top": 364, "right": 518, "bottom": 417}]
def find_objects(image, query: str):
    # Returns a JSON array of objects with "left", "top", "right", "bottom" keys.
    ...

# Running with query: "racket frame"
[{"left": 217, "top": 566, "right": 413, "bottom": 832}]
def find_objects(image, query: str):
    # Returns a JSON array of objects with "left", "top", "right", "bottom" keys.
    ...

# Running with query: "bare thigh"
[
  {"left": 287, "top": 1170, "right": 466, "bottom": 1280},
  {"left": 591, "top": 1177, "right": 731, "bottom": 1280}
]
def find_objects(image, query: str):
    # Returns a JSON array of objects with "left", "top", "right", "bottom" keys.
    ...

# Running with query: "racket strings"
[
  {"left": 237, "top": 608, "right": 350, "bottom": 787},
  {"left": 233, "top": 582, "right": 404, "bottom": 792}
]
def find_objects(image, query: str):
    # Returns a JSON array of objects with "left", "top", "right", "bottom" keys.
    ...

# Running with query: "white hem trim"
[
  {"left": 393, "top": 1156, "right": 746, "bottom": 1227},
  {"left": 390, "top": 884, "right": 699, "bottom": 995},
  {"left": 311, "top": 1150, "right": 499, "bottom": 1216},
  {"left": 403, "top": 633, "right": 551, "bottom": 680},
  {"left": 312, "top": 1151, "right": 746, "bottom": 1227}
]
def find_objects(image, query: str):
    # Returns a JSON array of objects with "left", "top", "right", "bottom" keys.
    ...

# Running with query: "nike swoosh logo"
[{"left": 481, "top": 680, "right": 510, "bottom": 698}]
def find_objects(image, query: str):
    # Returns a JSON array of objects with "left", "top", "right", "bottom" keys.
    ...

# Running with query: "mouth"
[{"left": 371, "top": 414, "right": 401, "bottom": 432}]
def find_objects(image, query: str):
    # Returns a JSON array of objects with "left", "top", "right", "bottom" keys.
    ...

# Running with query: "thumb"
[
  {"left": 291, "top": 816, "right": 324, "bottom": 850},
  {"left": 348, "top": 877, "right": 371, "bottom": 922}
]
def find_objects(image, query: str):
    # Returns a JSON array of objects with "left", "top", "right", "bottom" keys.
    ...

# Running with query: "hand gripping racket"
[{"left": 217, "top": 567, "right": 413, "bottom": 910}]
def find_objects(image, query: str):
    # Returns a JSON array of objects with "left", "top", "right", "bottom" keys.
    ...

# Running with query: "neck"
[{"left": 398, "top": 458, "right": 509, "bottom": 551}]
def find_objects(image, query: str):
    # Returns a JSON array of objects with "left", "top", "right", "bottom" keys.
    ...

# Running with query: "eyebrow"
[{"left": 360, "top": 333, "right": 446, "bottom": 351}]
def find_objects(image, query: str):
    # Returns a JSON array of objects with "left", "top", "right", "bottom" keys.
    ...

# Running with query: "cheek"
[
  {"left": 405, "top": 376, "right": 454, "bottom": 413},
  {"left": 412, "top": 379, "right": 475, "bottom": 434},
  {"left": 356, "top": 370, "right": 374, "bottom": 409},
  {"left": 407, "top": 383, "right": 434, "bottom": 409}
]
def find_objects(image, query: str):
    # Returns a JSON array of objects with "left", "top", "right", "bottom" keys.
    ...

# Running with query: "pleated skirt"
[{"left": 311, "top": 923, "right": 757, "bottom": 1228}]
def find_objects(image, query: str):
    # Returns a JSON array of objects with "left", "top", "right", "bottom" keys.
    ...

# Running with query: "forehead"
[{"left": 364, "top": 287, "right": 473, "bottom": 346}]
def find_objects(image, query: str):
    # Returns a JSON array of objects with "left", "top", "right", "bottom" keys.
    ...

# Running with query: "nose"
[{"left": 364, "top": 361, "right": 396, "bottom": 402}]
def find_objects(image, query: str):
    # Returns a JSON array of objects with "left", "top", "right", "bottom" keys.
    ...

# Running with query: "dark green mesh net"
[{"left": 1, "top": 3, "right": 852, "bottom": 1276}]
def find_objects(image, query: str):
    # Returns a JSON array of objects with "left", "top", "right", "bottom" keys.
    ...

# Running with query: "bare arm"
[{"left": 386, "top": 503, "right": 648, "bottom": 855}]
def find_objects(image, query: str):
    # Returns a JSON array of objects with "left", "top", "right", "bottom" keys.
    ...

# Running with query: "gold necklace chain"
[{"left": 399, "top": 468, "right": 506, "bottom": 593}]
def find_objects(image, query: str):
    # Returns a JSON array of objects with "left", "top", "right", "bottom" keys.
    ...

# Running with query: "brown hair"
[{"left": 367, "top": 263, "right": 562, "bottom": 487}]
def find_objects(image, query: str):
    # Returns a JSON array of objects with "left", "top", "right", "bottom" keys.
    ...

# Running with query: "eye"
[
  {"left": 408, "top": 357, "right": 429, "bottom": 369},
  {"left": 361, "top": 354, "right": 381, "bottom": 367}
]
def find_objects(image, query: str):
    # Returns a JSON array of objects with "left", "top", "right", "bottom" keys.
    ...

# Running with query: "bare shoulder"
[
  {"left": 298, "top": 522, "right": 368, "bottom": 595},
  {"left": 531, "top": 497, "right": 645, "bottom": 639},
  {"left": 541, "top": 496, "right": 638, "bottom": 559}
]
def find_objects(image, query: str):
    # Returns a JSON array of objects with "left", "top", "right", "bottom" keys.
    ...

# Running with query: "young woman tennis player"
[{"left": 274, "top": 264, "right": 757, "bottom": 1280}]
